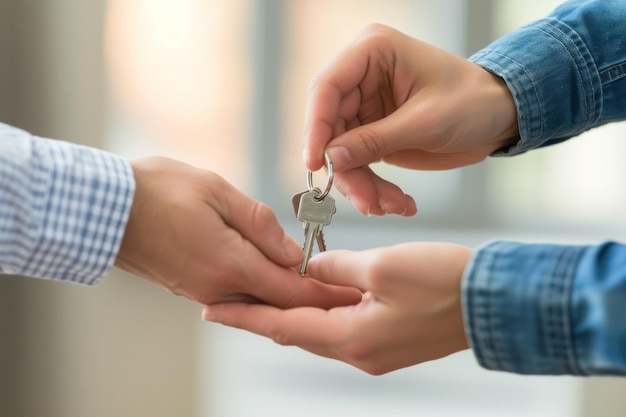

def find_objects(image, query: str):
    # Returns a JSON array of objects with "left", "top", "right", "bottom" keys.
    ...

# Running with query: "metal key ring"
[{"left": 307, "top": 151, "right": 334, "bottom": 200}]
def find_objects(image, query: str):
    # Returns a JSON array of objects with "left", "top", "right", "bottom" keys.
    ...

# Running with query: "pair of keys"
[{"left": 291, "top": 152, "right": 336, "bottom": 275}]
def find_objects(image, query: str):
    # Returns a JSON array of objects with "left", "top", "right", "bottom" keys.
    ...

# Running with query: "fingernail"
[
  {"left": 202, "top": 308, "right": 216, "bottom": 322},
  {"left": 362, "top": 203, "right": 372, "bottom": 217},
  {"left": 379, "top": 199, "right": 393, "bottom": 215},
  {"left": 326, "top": 146, "right": 352, "bottom": 170},
  {"left": 403, "top": 194, "right": 418, "bottom": 216},
  {"left": 347, "top": 195, "right": 371, "bottom": 217},
  {"left": 379, "top": 199, "right": 403, "bottom": 215}
]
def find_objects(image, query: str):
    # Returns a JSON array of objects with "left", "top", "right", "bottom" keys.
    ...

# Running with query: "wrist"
[
  {"left": 487, "top": 72, "right": 520, "bottom": 151},
  {"left": 481, "top": 70, "right": 520, "bottom": 152}
]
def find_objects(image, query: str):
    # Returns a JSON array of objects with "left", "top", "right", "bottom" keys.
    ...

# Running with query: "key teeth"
[
  {"left": 293, "top": 189, "right": 335, "bottom": 276},
  {"left": 316, "top": 231, "right": 327, "bottom": 253},
  {"left": 300, "top": 231, "right": 327, "bottom": 276}
]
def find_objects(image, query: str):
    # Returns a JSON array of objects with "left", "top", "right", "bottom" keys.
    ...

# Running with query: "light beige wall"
[
  {"left": 581, "top": 377, "right": 626, "bottom": 417},
  {"left": 0, "top": 1, "right": 201, "bottom": 416},
  {"left": 6, "top": 273, "right": 201, "bottom": 417}
]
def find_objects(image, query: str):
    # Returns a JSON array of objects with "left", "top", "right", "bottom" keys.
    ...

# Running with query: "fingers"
[
  {"left": 193, "top": 171, "right": 362, "bottom": 309},
  {"left": 213, "top": 178, "right": 303, "bottom": 267},
  {"left": 202, "top": 303, "right": 343, "bottom": 348},
  {"left": 303, "top": 27, "right": 390, "bottom": 172},
  {"left": 210, "top": 239, "right": 362, "bottom": 309},
  {"left": 202, "top": 300, "right": 416, "bottom": 376},
  {"left": 333, "top": 167, "right": 417, "bottom": 216},
  {"left": 303, "top": 24, "right": 433, "bottom": 173},
  {"left": 271, "top": 275, "right": 363, "bottom": 310},
  {"left": 203, "top": 242, "right": 473, "bottom": 376},
  {"left": 306, "top": 92, "right": 439, "bottom": 217}
]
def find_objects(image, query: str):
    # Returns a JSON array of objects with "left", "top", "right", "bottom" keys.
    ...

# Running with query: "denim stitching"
[
  {"left": 542, "top": 24, "right": 589, "bottom": 117},
  {"left": 486, "top": 242, "right": 504, "bottom": 369},
  {"left": 530, "top": 18, "right": 603, "bottom": 141},
  {"left": 561, "top": 247, "right": 584, "bottom": 375},
  {"left": 600, "top": 61, "right": 626, "bottom": 85},
  {"left": 474, "top": 51, "right": 545, "bottom": 145},
  {"left": 542, "top": 246, "right": 585, "bottom": 375}
]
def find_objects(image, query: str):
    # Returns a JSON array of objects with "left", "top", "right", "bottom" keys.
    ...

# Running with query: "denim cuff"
[
  {"left": 470, "top": 17, "right": 601, "bottom": 156},
  {"left": 462, "top": 241, "right": 586, "bottom": 374}
]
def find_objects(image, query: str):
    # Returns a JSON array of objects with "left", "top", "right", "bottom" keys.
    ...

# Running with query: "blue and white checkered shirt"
[{"left": 0, "top": 122, "right": 135, "bottom": 285}]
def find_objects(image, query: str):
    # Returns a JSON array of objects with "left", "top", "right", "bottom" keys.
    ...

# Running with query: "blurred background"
[{"left": 1, "top": 1, "right": 626, "bottom": 416}]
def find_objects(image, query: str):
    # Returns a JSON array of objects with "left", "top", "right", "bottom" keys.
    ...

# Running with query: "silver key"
[
  {"left": 291, "top": 189, "right": 310, "bottom": 245},
  {"left": 292, "top": 189, "right": 330, "bottom": 255},
  {"left": 296, "top": 190, "right": 336, "bottom": 275},
  {"left": 316, "top": 230, "right": 327, "bottom": 252},
  {"left": 291, "top": 189, "right": 309, "bottom": 218},
  {"left": 291, "top": 187, "right": 337, "bottom": 270}
]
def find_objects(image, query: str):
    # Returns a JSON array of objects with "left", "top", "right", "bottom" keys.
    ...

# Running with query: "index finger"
[{"left": 303, "top": 39, "right": 372, "bottom": 171}]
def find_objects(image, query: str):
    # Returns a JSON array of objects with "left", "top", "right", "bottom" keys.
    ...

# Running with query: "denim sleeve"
[
  {"left": 469, "top": 0, "right": 626, "bottom": 156},
  {"left": 463, "top": 241, "right": 626, "bottom": 375},
  {"left": 0, "top": 123, "right": 135, "bottom": 285}
]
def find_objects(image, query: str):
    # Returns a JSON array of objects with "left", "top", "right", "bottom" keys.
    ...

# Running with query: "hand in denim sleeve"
[
  {"left": 302, "top": 0, "right": 626, "bottom": 217},
  {"left": 464, "top": 0, "right": 626, "bottom": 375},
  {"left": 470, "top": 0, "right": 626, "bottom": 156},
  {"left": 465, "top": 241, "right": 626, "bottom": 375},
  {"left": 205, "top": 0, "right": 626, "bottom": 377},
  {"left": 301, "top": 24, "right": 518, "bottom": 216}
]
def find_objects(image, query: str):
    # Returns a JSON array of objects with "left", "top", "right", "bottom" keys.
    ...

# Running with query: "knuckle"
[
  {"left": 204, "top": 170, "right": 222, "bottom": 185},
  {"left": 362, "top": 364, "right": 388, "bottom": 376},
  {"left": 270, "top": 330, "right": 293, "bottom": 347},
  {"left": 308, "top": 72, "right": 324, "bottom": 93},
  {"left": 357, "top": 126, "right": 388, "bottom": 160},
  {"left": 341, "top": 341, "right": 371, "bottom": 363},
  {"left": 337, "top": 328, "right": 372, "bottom": 361},
  {"left": 277, "top": 291, "right": 300, "bottom": 309},
  {"left": 359, "top": 23, "right": 393, "bottom": 39},
  {"left": 250, "top": 201, "right": 276, "bottom": 234},
  {"left": 208, "top": 266, "right": 236, "bottom": 291},
  {"left": 210, "top": 253, "right": 247, "bottom": 290},
  {"left": 333, "top": 327, "right": 391, "bottom": 375},
  {"left": 340, "top": 345, "right": 382, "bottom": 376},
  {"left": 361, "top": 252, "right": 389, "bottom": 292},
  {"left": 202, "top": 171, "right": 228, "bottom": 199},
  {"left": 339, "top": 340, "right": 388, "bottom": 376},
  {"left": 355, "top": 24, "right": 399, "bottom": 55}
]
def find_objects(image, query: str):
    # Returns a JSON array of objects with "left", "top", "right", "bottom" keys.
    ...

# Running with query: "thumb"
[
  {"left": 325, "top": 104, "right": 430, "bottom": 171},
  {"left": 307, "top": 249, "right": 372, "bottom": 293}
]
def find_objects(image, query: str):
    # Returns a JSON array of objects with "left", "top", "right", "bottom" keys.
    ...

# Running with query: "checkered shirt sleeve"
[{"left": 0, "top": 123, "right": 135, "bottom": 285}]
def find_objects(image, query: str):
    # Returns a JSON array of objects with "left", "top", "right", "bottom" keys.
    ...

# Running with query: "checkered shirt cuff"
[{"left": 0, "top": 123, "right": 135, "bottom": 284}]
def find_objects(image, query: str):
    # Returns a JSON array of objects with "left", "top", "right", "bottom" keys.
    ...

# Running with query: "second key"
[{"left": 296, "top": 190, "right": 336, "bottom": 275}]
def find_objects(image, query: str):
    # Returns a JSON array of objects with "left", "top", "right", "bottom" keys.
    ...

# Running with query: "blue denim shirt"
[{"left": 464, "top": 0, "right": 626, "bottom": 375}]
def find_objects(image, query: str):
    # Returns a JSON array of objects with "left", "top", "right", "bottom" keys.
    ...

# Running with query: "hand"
[
  {"left": 203, "top": 242, "right": 471, "bottom": 375},
  {"left": 114, "top": 156, "right": 362, "bottom": 308},
  {"left": 303, "top": 24, "right": 518, "bottom": 216}
]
